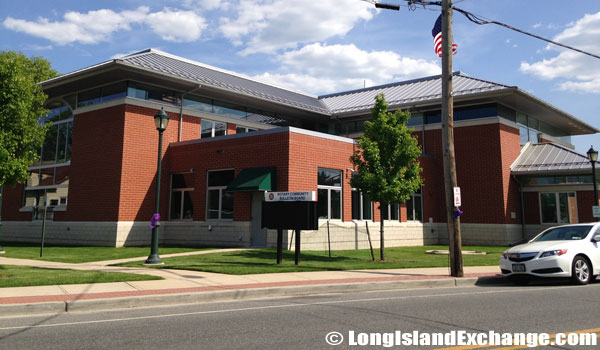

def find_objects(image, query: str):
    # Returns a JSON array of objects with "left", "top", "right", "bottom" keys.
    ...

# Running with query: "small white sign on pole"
[
  {"left": 593, "top": 205, "right": 600, "bottom": 218},
  {"left": 453, "top": 187, "right": 461, "bottom": 207},
  {"left": 265, "top": 191, "right": 316, "bottom": 202}
]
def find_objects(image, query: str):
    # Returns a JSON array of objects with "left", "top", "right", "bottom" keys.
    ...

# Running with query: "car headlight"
[
  {"left": 540, "top": 249, "right": 568, "bottom": 258},
  {"left": 502, "top": 251, "right": 508, "bottom": 259}
]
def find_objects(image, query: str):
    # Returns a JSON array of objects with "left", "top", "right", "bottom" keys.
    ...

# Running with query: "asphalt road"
[{"left": 1, "top": 281, "right": 599, "bottom": 350}]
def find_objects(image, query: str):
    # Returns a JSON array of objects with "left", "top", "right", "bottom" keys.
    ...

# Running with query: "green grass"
[
  {"left": 116, "top": 245, "right": 506, "bottom": 275},
  {"left": 0, "top": 265, "right": 162, "bottom": 288},
  {"left": 0, "top": 243, "right": 214, "bottom": 263}
]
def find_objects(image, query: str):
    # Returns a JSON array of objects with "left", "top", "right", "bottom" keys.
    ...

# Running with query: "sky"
[{"left": 1, "top": 0, "right": 599, "bottom": 153}]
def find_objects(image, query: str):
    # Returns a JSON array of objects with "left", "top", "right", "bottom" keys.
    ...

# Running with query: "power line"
[{"left": 368, "top": 0, "right": 600, "bottom": 60}]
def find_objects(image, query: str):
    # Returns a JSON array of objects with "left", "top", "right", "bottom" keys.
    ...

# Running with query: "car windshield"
[{"left": 532, "top": 225, "right": 593, "bottom": 242}]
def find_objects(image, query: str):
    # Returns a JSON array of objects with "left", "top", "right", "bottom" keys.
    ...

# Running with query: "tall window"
[
  {"left": 207, "top": 170, "right": 234, "bottom": 220},
  {"left": 540, "top": 192, "right": 578, "bottom": 224},
  {"left": 351, "top": 189, "right": 372, "bottom": 220},
  {"left": 382, "top": 204, "right": 399, "bottom": 221},
  {"left": 170, "top": 173, "right": 194, "bottom": 220},
  {"left": 317, "top": 168, "right": 342, "bottom": 219},
  {"left": 201, "top": 119, "right": 227, "bottom": 138},
  {"left": 406, "top": 189, "right": 423, "bottom": 222}
]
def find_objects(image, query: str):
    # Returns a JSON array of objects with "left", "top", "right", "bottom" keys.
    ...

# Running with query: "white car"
[{"left": 500, "top": 223, "right": 600, "bottom": 285}]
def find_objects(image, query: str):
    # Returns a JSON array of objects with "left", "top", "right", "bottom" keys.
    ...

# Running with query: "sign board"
[
  {"left": 453, "top": 187, "right": 461, "bottom": 207},
  {"left": 262, "top": 201, "right": 318, "bottom": 230},
  {"left": 265, "top": 191, "right": 316, "bottom": 202},
  {"left": 593, "top": 205, "right": 600, "bottom": 218}
]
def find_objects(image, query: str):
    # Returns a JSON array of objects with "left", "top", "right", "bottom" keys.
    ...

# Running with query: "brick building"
[{"left": 1, "top": 49, "right": 598, "bottom": 248}]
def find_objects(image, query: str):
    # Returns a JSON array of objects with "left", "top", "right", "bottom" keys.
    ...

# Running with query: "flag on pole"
[{"left": 432, "top": 14, "right": 457, "bottom": 57}]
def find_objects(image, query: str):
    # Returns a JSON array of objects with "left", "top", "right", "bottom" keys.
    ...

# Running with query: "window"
[
  {"left": 406, "top": 189, "right": 423, "bottom": 222},
  {"left": 201, "top": 119, "right": 227, "bottom": 138},
  {"left": 236, "top": 126, "right": 257, "bottom": 134},
  {"left": 317, "top": 168, "right": 342, "bottom": 219},
  {"left": 382, "top": 204, "right": 399, "bottom": 221},
  {"left": 207, "top": 170, "right": 234, "bottom": 220},
  {"left": 77, "top": 82, "right": 127, "bottom": 107},
  {"left": 540, "top": 192, "right": 578, "bottom": 224},
  {"left": 127, "top": 81, "right": 176, "bottom": 106},
  {"left": 351, "top": 190, "right": 372, "bottom": 220},
  {"left": 170, "top": 173, "right": 194, "bottom": 220}
]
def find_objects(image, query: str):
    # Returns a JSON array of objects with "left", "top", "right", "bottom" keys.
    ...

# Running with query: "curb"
[{"left": 0, "top": 276, "right": 506, "bottom": 317}]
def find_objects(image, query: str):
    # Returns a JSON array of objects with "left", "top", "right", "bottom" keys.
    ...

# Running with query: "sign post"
[
  {"left": 593, "top": 206, "right": 600, "bottom": 218},
  {"left": 453, "top": 187, "right": 461, "bottom": 207}
]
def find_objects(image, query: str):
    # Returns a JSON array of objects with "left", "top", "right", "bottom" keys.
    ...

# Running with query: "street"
[{"left": 1, "top": 282, "right": 599, "bottom": 349}]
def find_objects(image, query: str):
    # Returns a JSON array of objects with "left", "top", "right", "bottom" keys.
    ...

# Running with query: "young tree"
[
  {"left": 0, "top": 51, "right": 58, "bottom": 187},
  {"left": 350, "top": 94, "right": 422, "bottom": 261}
]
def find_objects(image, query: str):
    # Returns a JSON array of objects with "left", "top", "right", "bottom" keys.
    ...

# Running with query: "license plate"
[{"left": 512, "top": 264, "right": 526, "bottom": 273}]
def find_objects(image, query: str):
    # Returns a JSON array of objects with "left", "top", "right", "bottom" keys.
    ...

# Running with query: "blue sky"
[{"left": 1, "top": 0, "right": 599, "bottom": 153}]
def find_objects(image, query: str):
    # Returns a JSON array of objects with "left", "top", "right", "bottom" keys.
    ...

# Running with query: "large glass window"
[
  {"left": 127, "top": 82, "right": 176, "bottom": 106},
  {"left": 236, "top": 126, "right": 257, "bottom": 134},
  {"left": 78, "top": 82, "right": 127, "bottom": 107},
  {"left": 540, "top": 192, "right": 578, "bottom": 224},
  {"left": 317, "top": 168, "right": 342, "bottom": 219},
  {"left": 201, "top": 120, "right": 227, "bottom": 138},
  {"left": 352, "top": 190, "right": 372, "bottom": 220},
  {"left": 406, "top": 189, "right": 423, "bottom": 222},
  {"left": 170, "top": 173, "right": 194, "bottom": 220},
  {"left": 382, "top": 204, "right": 400, "bottom": 221},
  {"left": 207, "top": 170, "right": 235, "bottom": 220}
]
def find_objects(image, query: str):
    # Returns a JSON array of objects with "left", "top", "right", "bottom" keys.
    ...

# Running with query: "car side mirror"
[{"left": 592, "top": 233, "right": 600, "bottom": 243}]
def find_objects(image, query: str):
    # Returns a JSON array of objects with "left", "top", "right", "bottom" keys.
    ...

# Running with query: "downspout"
[
  {"left": 178, "top": 84, "right": 202, "bottom": 142},
  {"left": 512, "top": 175, "right": 526, "bottom": 241}
]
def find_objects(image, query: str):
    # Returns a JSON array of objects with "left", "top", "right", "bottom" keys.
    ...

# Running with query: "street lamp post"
[
  {"left": 587, "top": 146, "right": 599, "bottom": 222},
  {"left": 145, "top": 108, "right": 170, "bottom": 265}
]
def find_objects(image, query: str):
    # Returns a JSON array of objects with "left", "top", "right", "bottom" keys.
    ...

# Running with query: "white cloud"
[
  {"left": 2, "top": 6, "right": 207, "bottom": 44},
  {"left": 180, "top": 0, "right": 223, "bottom": 11},
  {"left": 251, "top": 43, "right": 440, "bottom": 95},
  {"left": 520, "top": 11, "right": 600, "bottom": 93},
  {"left": 219, "top": 0, "right": 375, "bottom": 55},
  {"left": 147, "top": 10, "right": 206, "bottom": 42}
]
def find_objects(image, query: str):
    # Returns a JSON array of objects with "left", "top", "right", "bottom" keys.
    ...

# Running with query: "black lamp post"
[
  {"left": 145, "top": 108, "right": 170, "bottom": 265},
  {"left": 587, "top": 145, "right": 599, "bottom": 222}
]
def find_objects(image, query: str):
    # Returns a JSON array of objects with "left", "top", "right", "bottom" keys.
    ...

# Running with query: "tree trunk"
[{"left": 379, "top": 205, "right": 385, "bottom": 261}]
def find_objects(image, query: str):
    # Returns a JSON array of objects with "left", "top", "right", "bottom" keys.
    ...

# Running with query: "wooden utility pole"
[{"left": 441, "top": 0, "right": 463, "bottom": 277}]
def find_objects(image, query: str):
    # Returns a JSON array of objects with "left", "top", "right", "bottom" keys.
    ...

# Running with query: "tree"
[
  {"left": 350, "top": 94, "right": 423, "bottom": 261},
  {"left": 0, "top": 51, "right": 58, "bottom": 187}
]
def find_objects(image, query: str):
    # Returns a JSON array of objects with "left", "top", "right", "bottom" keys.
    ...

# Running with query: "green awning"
[{"left": 226, "top": 167, "right": 276, "bottom": 192}]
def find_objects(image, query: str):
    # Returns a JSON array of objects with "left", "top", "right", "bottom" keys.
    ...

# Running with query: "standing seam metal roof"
[
  {"left": 510, "top": 143, "right": 592, "bottom": 174},
  {"left": 318, "top": 73, "right": 513, "bottom": 114},
  {"left": 118, "top": 49, "right": 330, "bottom": 114}
]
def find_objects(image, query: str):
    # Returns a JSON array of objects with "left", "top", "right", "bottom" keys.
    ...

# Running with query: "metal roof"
[
  {"left": 511, "top": 143, "right": 593, "bottom": 175},
  {"left": 318, "top": 72, "right": 513, "bottom": 114},
  {"left": 116, "top": 49, "right": 329, "bottom": 114}
]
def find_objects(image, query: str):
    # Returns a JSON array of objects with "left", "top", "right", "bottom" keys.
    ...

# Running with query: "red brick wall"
[
  {"left": 1, "top": 185, "right": 29, "bottom": 220},
  {"left": 577, "top": 190, "right": 600, "bottom": 223},
  {"left": 66, "top": 105, "right": 126, "bottom": 221},
  {"left": 288, "top": 133, "right": 355, "bottom": 221},
  {"left": 181, "top": 115, "right": 201, "bottom": 141},
  {"left": 168, "top": 131, "right": 290, "bottom": 221},
  {"left": 523, "top": 192, "right": 540, "bottom": 224},
  {"left": 227, "top": 123, "right": 237, "bottom": 135}
]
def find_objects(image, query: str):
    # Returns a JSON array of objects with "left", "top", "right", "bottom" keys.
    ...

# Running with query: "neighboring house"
[{"left": 1, "top": 48, "right": 598, "bottom": 248}]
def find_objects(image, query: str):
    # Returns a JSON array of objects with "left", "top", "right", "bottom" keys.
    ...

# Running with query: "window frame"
[
  {"left": 539, "top": 192, "right": 578, "bottom": 225},
  {"left": 169, "top": 173, "right": 195, "bottom": 221},
  {"left": 206, "top": 169, "right": 235, "bottom": 220},
  {"left": 317, "top": 168, "right": 343, "bottom": 220},
  {"left": 351, "top": 189, "right": 373, "bottom": 221},
  {"left": 201, "top": 119, "right": 227, "bottom": 139},
  {"left": 406, "top": 190, "right": 423, "bottom": 222}
]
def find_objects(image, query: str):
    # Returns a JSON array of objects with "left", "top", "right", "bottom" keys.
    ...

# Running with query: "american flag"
[{"left": 432, "top": 14, "right": 457, "bottom": 57}]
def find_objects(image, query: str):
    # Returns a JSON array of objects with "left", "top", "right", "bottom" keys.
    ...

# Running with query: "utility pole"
[{"left": 441, "top": 0, "right": 463, "bottom": 277}]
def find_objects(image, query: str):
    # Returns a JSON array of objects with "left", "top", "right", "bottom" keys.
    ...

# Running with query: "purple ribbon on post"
[
  {"left": 452, "top": 208, "right": 463, "bottom": 219},
  {"left": 149, "top": 213, "right": 161, "bottom": 229}
]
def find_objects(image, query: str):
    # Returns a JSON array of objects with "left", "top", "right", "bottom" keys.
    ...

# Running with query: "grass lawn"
[
  {"left": 0, "top": 265, "right": 162, "bottom": 288},
  {"left": 0, "top": 243, "right": 214, "bottom": 263},
  {"left": 116, "top": 245, "right": 506, "bottom": 275}
]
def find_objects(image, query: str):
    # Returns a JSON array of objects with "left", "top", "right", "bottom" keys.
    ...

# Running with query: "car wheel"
[
  {"left": 510, "top": 275, "right": 529, "bottom": 286},
  {"left": 571, "top": 256, "right": 591, "bottom": 285}
]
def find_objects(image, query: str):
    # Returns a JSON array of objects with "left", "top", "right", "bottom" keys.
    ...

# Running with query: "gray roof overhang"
[{"left": 331, "top": 88, "right": 598, "bottom": 136}]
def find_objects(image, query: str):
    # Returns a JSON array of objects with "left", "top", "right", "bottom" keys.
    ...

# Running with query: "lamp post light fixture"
[
  {"left": 588, "top": 145, "right": 599, "bottom": 222},
  {"left": 145, "top": 108, "right": 170, "bottom": 265}
]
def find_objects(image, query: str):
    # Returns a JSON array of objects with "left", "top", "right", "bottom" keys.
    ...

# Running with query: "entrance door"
[{"left": 251, "top": 192, "right": 267, "bottom": 247}]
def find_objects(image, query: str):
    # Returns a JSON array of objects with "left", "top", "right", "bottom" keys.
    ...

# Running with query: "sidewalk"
[{"left": 0, "top": 252, "right": 504, "bottom": 316}]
